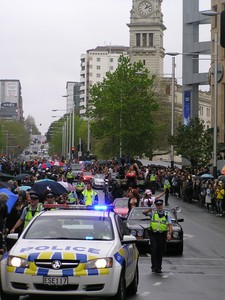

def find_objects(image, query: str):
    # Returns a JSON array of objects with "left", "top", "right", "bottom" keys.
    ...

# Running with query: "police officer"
[
  {"left": 143, "top": 199, "right": 172, "bottom": 273},
  {"left": 66, "top": 168, "right": 74, "bottom": 184},
  {"left": 10, "top": 190, "right": 43, "bottom": 233},
  {"left": 81, "top": 183, "right": 98, "bottom": 205},
  {"left": 76, "top": 177, "right": 85, "bottom": 201}
]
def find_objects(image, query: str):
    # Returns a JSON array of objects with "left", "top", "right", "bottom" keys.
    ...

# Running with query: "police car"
[{"left": 0, "top": 205, "right": 139, "bottom": 300}]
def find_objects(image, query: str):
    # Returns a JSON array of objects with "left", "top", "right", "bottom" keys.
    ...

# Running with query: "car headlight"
[
  {"left": 172, "top": 231, "right": 180, "bottom": 239},
  {"left": 85, "top": 257, "right": 113, "bottom": 269},
  {"left": 130, "top": 229, "right": 137, "bottom": 236},
  {"left": 8, "top": 256, "right": 29, "bottom": 268},
  {"left": 137, "top": 230, "right": 144, "bottom": 237}
]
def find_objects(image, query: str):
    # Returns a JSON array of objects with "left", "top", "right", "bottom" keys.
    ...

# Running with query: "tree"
[
  {"left": 169, "top": 117, "right": 213, "bottom": 169},
  {"left": 89, "top": 55, "right": 160, "bottom": 158},
  {"left": 24, "top": 115, "right": 41, "bottom": 135},
  {"left": 0, "top": 120, "right": 30, "bottom": 157}
]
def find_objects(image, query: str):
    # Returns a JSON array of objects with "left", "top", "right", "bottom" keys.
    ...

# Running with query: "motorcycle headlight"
[
  {"left": 8, "top": 256, "right": 29, "bottom": 268},
  {"left": 130, "top": 229, "right": 137, "bottom": 236},
  {"left": 137, "top": 230, "right": 144, "bottom": 237},
  {"left": 85, "top": 257, "right": 113, "bottom": 269},
  {"left": 172, "top": 231, "right": 179, "bottom": 239}
]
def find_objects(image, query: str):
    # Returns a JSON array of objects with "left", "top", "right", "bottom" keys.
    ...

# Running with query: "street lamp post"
[
  {"left": 52, "top": 111, "right": 70, "bottom": 160},
  {"left": 201, "top": 10, "right": 220, "bottom": 178},
  {"left": 166, "top": 52, "right": 179, "bottom": 169},
  {"left": 62, "top": 95, "right": 75, "bottom": 160}
]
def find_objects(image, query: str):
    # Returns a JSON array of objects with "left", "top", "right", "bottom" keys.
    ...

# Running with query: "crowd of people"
[{"left": 0, "top": 156, "right": 225, "bottom": 254}]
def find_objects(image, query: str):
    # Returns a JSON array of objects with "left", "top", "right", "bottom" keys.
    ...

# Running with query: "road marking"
[
  {"left": 154, "top": 282, "right": 162, "bottom": 286},
  {"left": 183, "top": 233, "right": 194, "bottom": 239},
  {"left": 140, "top": 292, "right": 151, "bottom": 296}
]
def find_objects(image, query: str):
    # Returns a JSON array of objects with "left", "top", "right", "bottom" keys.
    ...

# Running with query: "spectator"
[{"left": 0, "top": 193, "right": 9, "bottom": 254}]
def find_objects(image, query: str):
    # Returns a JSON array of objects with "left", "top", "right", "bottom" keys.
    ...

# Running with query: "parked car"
[
  {"left": 113, "top": 197, "right": 129, "bottom": 220},
  {"left": 125, "top": 206, "right": 184, "bottom": 254},
  {"left": 91, "top": 174, "right": 106, "bottom": 189},
  {"left": 81, "top": 171, "right": 94, "bottom": 183},
  {"left": 71, "top": 163, "right": 82, "bottom": 179}
]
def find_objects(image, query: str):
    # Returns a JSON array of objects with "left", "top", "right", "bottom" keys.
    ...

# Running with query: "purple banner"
[{"left": 183, "top": 90, "right": 191, "bottom": 125}]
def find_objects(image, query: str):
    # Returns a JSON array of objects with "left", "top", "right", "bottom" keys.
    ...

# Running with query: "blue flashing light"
[{"left": 94, "top": 205, "right": 108, "bottom": 210}]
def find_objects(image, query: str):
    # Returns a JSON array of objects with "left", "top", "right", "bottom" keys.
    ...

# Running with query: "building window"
[
  {"left": 136, "top": 33, "right": 141, "bottom": 47},
  {"left": 206, "top": 107, "right": 210, "bottom": 118},
  {"left": 110, "top": 58, "right": 113, "bottom": 62},
  {"left": 143, "top": 60, "right": 146, "bottom": 65},
  {"left": 149, "top": 33, "right": 153, "bottom": 46},
  {"left": 109, "top": 66, "right": 114, "bottom": 71},
  {"left": 97, "top": 73, "right": 101, "bottom": 78},
  {"left": 166, "top": 85, "right": 170, "bottom": 95},
  {"left": 142, "top": 33, "right": 147, "bottom": 47},
  {"left": 199, "top": 106, "right": 204, "bottom": 116},
  {"left": 97, "top": 58, "right": 101, "bottom": 62},
  {"left": 97, "top": 66, "right": 101, "bottom": 70}
]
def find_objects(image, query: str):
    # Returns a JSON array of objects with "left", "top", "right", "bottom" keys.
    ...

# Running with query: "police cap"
[
  {"left": 155, "top": 199, "right": 164, "bottom": 206},
  {"left": 29, "top": 190, "right": 40, "bottom": 200}
]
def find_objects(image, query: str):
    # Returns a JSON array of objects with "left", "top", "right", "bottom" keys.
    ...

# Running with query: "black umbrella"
[
  {"left": 218, "top": 175, "right": 225, "bottom": 183},
  {"left": 14, "top": 173, "right": 30, "bottom": 181},
  {"left": 32, "top": 179, "right": 68, "bottom": 199},
  {"left": 0, "top": 181, "right": 11, "bottom": 189}
]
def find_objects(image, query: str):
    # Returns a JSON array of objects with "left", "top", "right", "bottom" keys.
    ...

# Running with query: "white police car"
[{"left": 0, "top": 205, "right": 139, "bottom": 300}]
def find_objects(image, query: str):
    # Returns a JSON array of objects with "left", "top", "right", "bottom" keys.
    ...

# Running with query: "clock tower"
[{"left": 127, "top": 0, "right": 166, "bottom": 76}]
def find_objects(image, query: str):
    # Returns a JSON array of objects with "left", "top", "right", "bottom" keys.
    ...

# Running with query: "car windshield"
[
  {"left": 24, "top": 215, "right": 114, "bottom": 241},
  {"left": 128, "top": 208, "right": 175, "bottom": 220},
  {"left": 71, "top": 164, "right": 81, "bottom": 170},
  {"left": 94, "top": 174, "right": 105, "bottom": 179}
]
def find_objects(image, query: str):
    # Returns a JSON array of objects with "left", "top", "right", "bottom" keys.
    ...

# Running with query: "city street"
[{"left": 15, "top": 192, "right": 225, "bottom": 300}]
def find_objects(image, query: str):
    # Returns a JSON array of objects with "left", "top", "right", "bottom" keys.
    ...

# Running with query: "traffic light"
[
  {"left": 71, "top": 147, "right": 75, "bottom": 154},
  {"left": 220, "top": 11, "right": 225, "bottom": 48}
]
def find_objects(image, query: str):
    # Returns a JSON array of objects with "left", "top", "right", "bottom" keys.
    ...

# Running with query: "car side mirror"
[
  {"left": 122, "top": 235, "right": 136, "bottom": 244},
  {"left": 177, "top": 218, "right": 184, "bottom": 222}
]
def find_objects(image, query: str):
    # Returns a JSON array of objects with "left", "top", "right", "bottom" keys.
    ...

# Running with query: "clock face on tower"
[{"left": 138, "top": 1, "right": 152, "bottom": 16}]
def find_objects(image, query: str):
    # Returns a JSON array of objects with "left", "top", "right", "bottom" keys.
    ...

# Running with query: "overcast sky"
[{"left": 0, "top": 0, "right": 210, "bottom": 135}]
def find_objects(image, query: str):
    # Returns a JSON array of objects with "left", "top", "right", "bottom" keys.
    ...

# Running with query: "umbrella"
[
  {"left": 32, "top": 179, "right": 68, "bottom": 199},
  {"left": 58, "top": 181, "right": 75, "bottom": 192},
  {"left": 98, "top": 160, "right": 108, "bottom": 165},
  {"left": 52, "top": 161, "right": 64, "bottom": 167},
  {"left": 18, "top": 185, "right": 32, "bottom": 191},
  {"left": 0, "top": 188, "right": 18, "bottom": 213},
  {"left": 40, "top": 162, "right": 52, "bottom": 169},
  {"left": 0, "top": 181, "right": 11, "bottom": 189},
  {"left": 14, "top": 173, "right": 30, "bottom": 181},
  {"left": 84, "top": 160, "right": 92, "bottom": 164},
  {"left": 218, "top": 175, "right": 225, "bottom": 183},
  {"left": 200, "top": 173, "right": 214, "bottom": 179},
  {"left": 0, "top": 172, "right": 14, "bottom": 180}
]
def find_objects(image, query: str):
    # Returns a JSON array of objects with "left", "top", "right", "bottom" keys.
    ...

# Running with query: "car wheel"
[
  {"left": 177, "top": 241, "right": 183, "bottom": 255},
  {"left": 112, "top": 268, "right": 126, "bottom": 300},
  {"left": 0, "top": 289, "right": 20, "bottom": 300},
  {"left": 128, "top": 264, "right": 139, "bottom": 295}
]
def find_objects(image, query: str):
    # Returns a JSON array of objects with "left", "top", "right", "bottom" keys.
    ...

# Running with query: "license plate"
[{"left": 43, "top": 277, "right": 68, "bottom": 285}]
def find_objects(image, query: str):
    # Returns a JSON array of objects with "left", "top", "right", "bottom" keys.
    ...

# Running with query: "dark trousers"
[
  {"left": 150, "top": 232, "right": 166, "bottom": 271},
  {"left": 164, "top": 189, "right": 170, "bottom": 205}
]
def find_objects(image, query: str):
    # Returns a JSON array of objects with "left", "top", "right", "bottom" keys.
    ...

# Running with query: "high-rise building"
[
  {"left": 0, "top": 79, "right": 23, "bottom": 121},
  {"left": 65, "top": 81, "right": 81, "bottom": 116},
  {"left": 210, "top": 0, "right": 225, "bottom": 143},
  {"left": 79, "top": 45, "right": 129, "bottom": 117}
]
